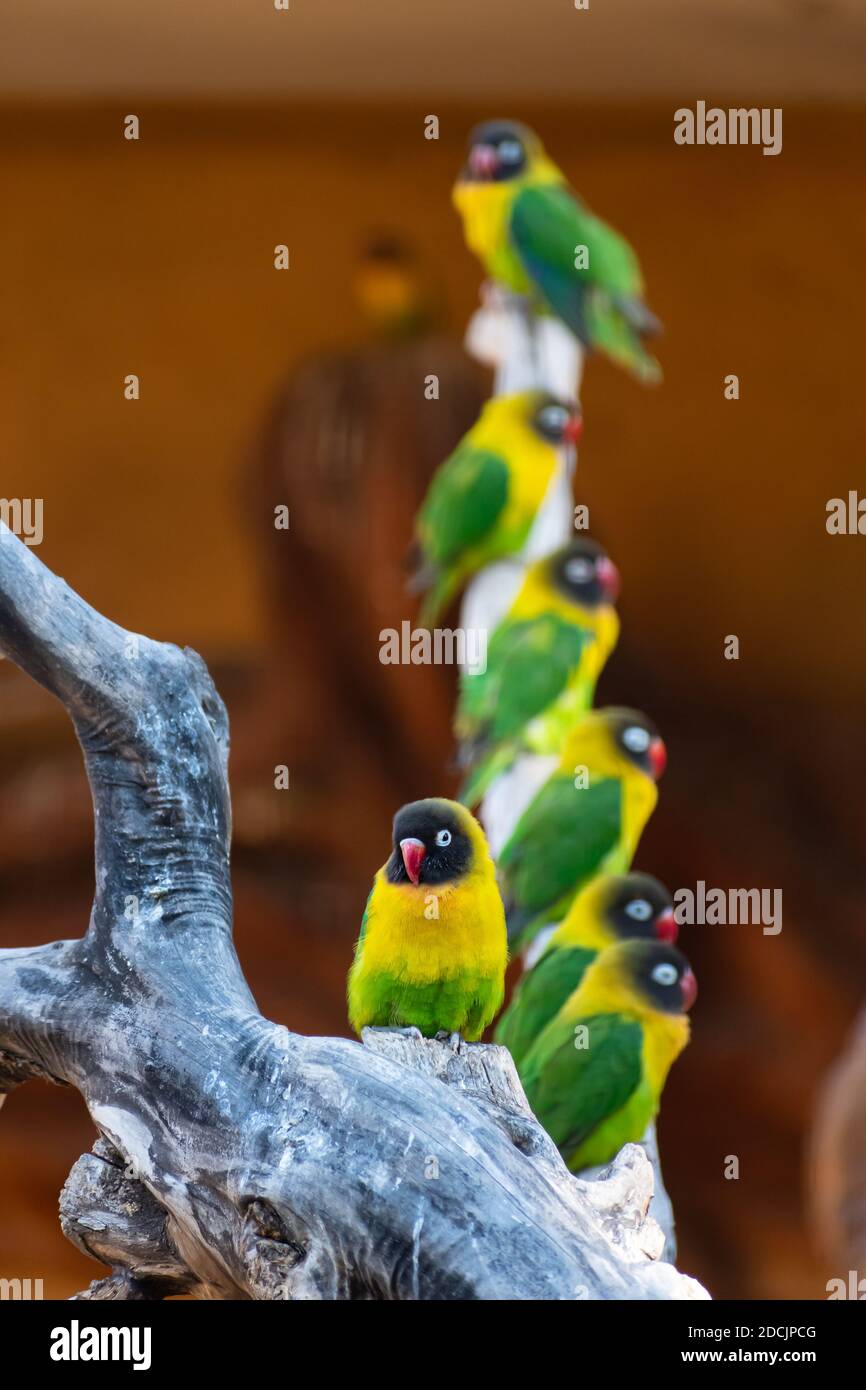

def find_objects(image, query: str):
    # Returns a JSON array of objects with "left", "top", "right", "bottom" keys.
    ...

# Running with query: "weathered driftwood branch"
[
  {"left": 808, "top": 1006, "right": 866, "bottom": 1275},
  {"left": 0, "top": 523, "right": 707, "bottom": 1299}
]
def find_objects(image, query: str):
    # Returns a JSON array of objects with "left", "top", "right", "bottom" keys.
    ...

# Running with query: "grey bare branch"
[{"left": 0, "top": 522, "right": 707, "bottom": 1300}]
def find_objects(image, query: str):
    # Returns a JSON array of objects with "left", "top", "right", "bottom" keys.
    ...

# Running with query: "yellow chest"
[
  {"left": 620, "top": 771, "right": 658, "bottom": 854},
  {"left": 504, "top": 444, "right": 560, "bottom": 529},
  {"left": 642, "top": 1012, "right": 690, "bottom": 1091},
  {"left": 360, "top": 871, "right": 507, "bottom": 986},
  {"left": 452, "top": 181, "right": 529, "bottom": 290}
]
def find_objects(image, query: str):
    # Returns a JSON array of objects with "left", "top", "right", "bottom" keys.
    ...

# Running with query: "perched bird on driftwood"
[
  {"left": 495, "top": 872, "right": 677, "bottom": 1069},
  {"left": 347, "top": 798, "right": 507, "bottom": 1041},
  {"left": 519, "top": 939, "right": 696, "bottom": 1170}
]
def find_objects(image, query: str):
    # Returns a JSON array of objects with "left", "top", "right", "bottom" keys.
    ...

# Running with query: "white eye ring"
[
  {"left": 623, "top": 726, "right": 651, "bottom": 754},
  {"left": 435, "top": 828, "right": 452, "bottom": 848},
  {"left": 539, "top": 405, "right": 569, "bottom": 432},
  {"left": 564, "top": 557, "right": 593, "bottom": 584},
  {"left": 498, "top": 139, "right": 523, "bottom": 163},
  {"left": 651, "top": 963, "right": 678, "bottom": 987},
  {"left": 626, "top": 899, "right": 653, "bottom": 921}
]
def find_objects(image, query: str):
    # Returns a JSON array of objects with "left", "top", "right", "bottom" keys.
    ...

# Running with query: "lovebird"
[
  {"left": 456, "top": 538, "right": 620, "bottom": 804},
  {"left": 495, "top": 872, "right": 677, "bottom": 1069},
  {"left": 347, "top": 798, "right": 507, "bottom": 1040},
  {"left": 453, "top": 120, "right": 662, "bottom": 384},
  {"left": 518, "top": 939, "right": 696, "bottom": 1170},
  {"left": 410, "top": 390, "right": 582, "bottom": 626},
  {"left": 498, "top": 707, "right": 666, "bottom": 948}
]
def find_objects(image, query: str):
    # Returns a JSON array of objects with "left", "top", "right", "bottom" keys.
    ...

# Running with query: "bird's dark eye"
[
  {"left": 626, "top": 899, "right": 653, "bottom": 922},
  {"left": 651, "top": 962, "right": 679, "bottom": 987},
  {"left": 537, "top": 405, "right": 569, "bottom": 435},
  {"left": 623, "top": 725, "right": 651, "bottom": 754},
  {"left": 564, "top": 557, "right": 594, "bottom": 585},
  {"left": 498, "top": 139, "right": 523, "bottom": 164},
  {"left": 435, "top": 828, "right": 452, "bottom": 848}
]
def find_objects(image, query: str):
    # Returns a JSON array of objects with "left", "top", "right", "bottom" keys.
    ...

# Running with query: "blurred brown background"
[{"left": 1, "top": 0, "right": 866, "bottom": 1300}]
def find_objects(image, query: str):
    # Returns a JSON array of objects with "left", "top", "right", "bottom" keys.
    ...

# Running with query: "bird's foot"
[{"left": 434, "top": 1030, "right": 464, "bottom": 1054}]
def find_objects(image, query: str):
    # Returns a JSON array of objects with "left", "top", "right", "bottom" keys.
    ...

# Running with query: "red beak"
[
  {"left": 655, "top": 908, "right": 678, "bottom": 943},
  {"left": 596, "top": 556, "right": 621, "bottom": 602},
  {"left": 680, "top": 968, "right": 698, "bottom": 1012},
  {"left": 649, "top": 737, "right": 667, "bottom": 780},
  {"left": 468, "top": 144, "right": 498, "bottom": 178},
  {"left": 400, "top": 837, "right": 426, "bottom": 886},
  {"left": 563, "top": 415, "right": 584, "bottom": 445}
]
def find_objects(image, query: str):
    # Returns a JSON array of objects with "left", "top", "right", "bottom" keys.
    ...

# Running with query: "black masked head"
[
  {"left": 385, "top": 798, "right": 475, "bottom": 888},
  {"left": 623, "top": 940, "right": 697, "bottom": 1015},
  {"left": 605, "top": 707, "right": 667, "bottom": 781},
  {"left": 602, "top": 873, "right": 677, "bottom": 944},
  {"left": 549, "top": 539, "right": 619, "bottom": 609},
  {"left": 528, "top": 393, "right": 583, "bottom": 447},
  {"left": 461, "top": 120, "right": 537, "bottom": 183}
]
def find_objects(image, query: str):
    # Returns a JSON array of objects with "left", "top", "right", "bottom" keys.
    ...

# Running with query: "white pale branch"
[
  {"left": 0, "top": 522, "right": 704, "bottom": 1298},
  {"left": 460, "top": 285, "right": 680, "bottom": 1262}
]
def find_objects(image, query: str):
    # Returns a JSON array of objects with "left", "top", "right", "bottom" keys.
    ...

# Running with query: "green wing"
[
  {"left": 494, "top": 941, "right": 596, "bottom": 1069},
  {"left": 417, "top": 445, "right": 509, "bottom": 567},
  {"left": 519, "top": 1010, "right": 643, "bottom": 1160},
  {"left": 499, "top": 774, "right": 623, "bottom": 924},
  {"left": 458, "top": 614, "right": 589, "bottom": 746},
  {"left": 509, "top": 184, "right": 661, "bottom": 382}
]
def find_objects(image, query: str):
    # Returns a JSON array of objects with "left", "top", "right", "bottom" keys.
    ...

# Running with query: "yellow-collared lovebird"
[
  {"left": 347, "top": 798, "right": 507, "bottom": 1041},
  {"left": 456, "top": 538, "right": 620, "bottom": 804},
  {"left": 453, "top": 120, "right": 662, "bottom": 384},
  {"left": 410, "top": 390, "right": 582, "bottom": 626},
  {"left": 519, "top": 939, "right": 696, "bottom": 1170},
  {"left": 495, "top": 872, "right": 677, "bottom": 1070},
  {"left": 498, "top": 707, "right": 666, "bottom": 949}
]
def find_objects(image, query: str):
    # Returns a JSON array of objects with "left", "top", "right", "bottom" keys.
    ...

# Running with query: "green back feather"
[
  {"left": 519, "top": 1010, "right": 644, "bottom": 1164},
  {"left": 510, "top": 184, "right": 661, "bottom": 382},
  {"left": 459, "top": 613, "right": 589, "bottom": 745},
  {"left": 418, "top": 444, "right": 509, "bottom": 567},
  {"left": 494, "top": 941, "right": 596, "bottom": 1068},
  {"left": 499, "top": 774, "right": 623, "bottom": 924}
]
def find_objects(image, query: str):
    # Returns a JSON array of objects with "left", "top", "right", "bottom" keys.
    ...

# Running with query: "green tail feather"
[{"left": 587, "top": 294, "right": 662, "bottom": 385}]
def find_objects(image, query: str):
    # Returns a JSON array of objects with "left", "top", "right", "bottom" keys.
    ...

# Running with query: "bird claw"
[{"left": 434, "top": 1030, "right": 464, "bottom": 1054}]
